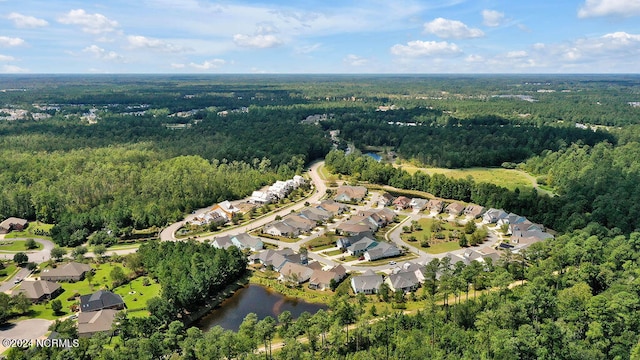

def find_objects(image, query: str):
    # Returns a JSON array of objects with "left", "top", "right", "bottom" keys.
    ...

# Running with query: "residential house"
[
  {"left": 334, "top": 185, "right": 368, "bottom": 203},
  {"left": 478, "top": 247, "right": 501, "bottom": 263},
  {"left": 463, "top": 204, "right": 486, "bottom": 219},
  {"left": 351, "top": 270, "right": 384, "bottom": 294},
  {"left": 308, "top": 265, "right": 347, "bottom": 290},
  {"left": 391, "top": 262, "right": 426, "bottom": 283},
  {"left": 212, "top": 233, "right": 263, "bottom": 251},
  {"left": 347, "top": 237, "right": 378, "bottom": 256},
  {"left": 409, "top": 198, "right": 428, "bottom": 211},
  {"left": 426, "top": 199, "right": 444, "bottom": 213},
  {"left": 249, "top": 191, "right": 273, "bottom": 205},
  {"left": 14, "top": 280, "right": 62, "bottom": 303},
  {"left": 264, "top": 222, "right": 299, "bottom": 238},
  {"left": 80, "top": 290, "right": 126, "bottom": 313},
  {"left": 40, "top": 262, "right": 92, "bottom": 282},
  {"left": 77, "top": 309, "right": 119, "bottom": 338},
  {"left": 251, "top": 249, "right": 298, "bottom": 271},
  {"left": 364, "top": 242, "right": 401, "bottom": 261},
  {"left": 509, "top": 221, "right": 543, "bottom": 236},
  {"left": 385, "top": 271, "right": 420, "bottom": 293},
  {"left": 298, "top": 207, "right": 331, "bottom": 224},
  {"left": 191, "top": 210, "right": 227, "bottom": 226},
  {"left": 496, "top": 213, "right": 528, "bottom": 229},
  {"left": 282, "top": 214, "right": 316, "bottom": 233},
  {"left": 316, "top": 200, "right": 348, "bottom": 215},
  {"left": 482, "top": 208, "right": 509, "bottom": 224},
  {"left": 279, "top": 262, "right": 314, "bottom": 284},
  {"left": 393, "top": 196, "right": 411, "bottom": 210},
  {"left": 445, "top": 203, "right": 465, "bottom": 216},
  {"left": 380, "top": 192, "right": 395, "bottom": 206},
  {"left": 0, "top": 217, "right": 28, "bottom": 234},
  {"left": 336, "top": 232, "right": 375, "bottom": 250},
  {"left": 336, "top": 223, "right": 372, "bottom": 237}
]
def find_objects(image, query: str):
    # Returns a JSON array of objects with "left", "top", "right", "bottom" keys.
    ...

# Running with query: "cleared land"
[
  {"left": 400, "top": 217, "right": 464, "bottom": 254},
  {"left": 399, "top": 165, "right": 533, "bottom": 191}
]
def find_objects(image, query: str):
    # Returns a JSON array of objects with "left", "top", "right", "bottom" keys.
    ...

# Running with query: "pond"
[
  {"left": 365, "top": 152, "right": 382, "bottom": 162},
  {"left": 196, "top": 284, "right": 328, "bottom": 332}
]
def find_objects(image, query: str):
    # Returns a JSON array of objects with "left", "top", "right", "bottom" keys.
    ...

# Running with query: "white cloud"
[
  {"left": 578, "top": 0, "right": 640, "bottom": 18},
  {"left": 7, "top": 12, "right": 48, "bottom": 28},
  {"left": 58, "top": 9, "right": 118, "bottom": 34},
  {"left": 0, "top": 36, "right": 25, "bottom": 47},
  {"left": 233, "top": 34, "right": 283, "bottom": 48},
  {"left": 83, "top": 45, "right": 123, "bottom": 61},
  {"left": 423, "top": 18, "right": 484, "bottom": 39},
  {"left": 188, "top": 59, "right": 226, "bottom": 70},
  {"left": 465, "top": 54, "right": 484, "bottom": 62},
  {"left": 127, "top": 35, "right": 189, "bottom": 53},
  {"left": 391, "top": 40, "right": 462, "bottom": 57},
  {"left": 0, "top": 55, "right": 15, "bottom": 61},
  {"left": 344, "top": 54, "right": 368, "bottom": 66},
  {"left": 1, "top": 65, "right": 28, "bottom": 73},
  {"left": 482, "top": 10, "right": 505, "bottom": 27},
  {"left": 507, "top": 50, "right": 528, "bottom": 58}
]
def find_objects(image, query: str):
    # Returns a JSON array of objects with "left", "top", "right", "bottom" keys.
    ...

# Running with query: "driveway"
[{"left": 0, "top": 318, "right": 53, "bottom": 354}]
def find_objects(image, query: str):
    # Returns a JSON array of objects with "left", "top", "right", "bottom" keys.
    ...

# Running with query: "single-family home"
[
  {"left": 250, "top": 249, "right": 299, "bottom": 271},
  {"left": 77, "top": 309, "right": 119, "bottom": 338},
  {"left": 463, "top": 204, "right": 486, "bottom": 219},
  {"left": 482, "top": 208, "right": 509, "bottom": 224},
  {"left": 336, "top": 223, "right": 373, "bottom": 237},
  {"left": 393, "top": 196, "right": 411, "bottom": 210},
  {"left": 380, "top": 193, "right": 395, "bottom": 206},
  {"left": 40, "top": 262, "right": 93, "bottom": 282},
  {"left": 282, "top": 214, "right": 316, "bottom": 233},
  {"left": 496, "top": 213, "right": 528, "bottom": 228},
  {"left": 347, "top": 237, "right": 378, "bottom": 256},
  {"left": 14, "top": 280, "right": 63, "bottom": 303},
  {"left": 385, "top": 271, "right": 420, "bottom": 293},
  {"left": 298, "top": 207, "right": 331, "bottom": 223},
  {"left": 0, "top": 217, "right": 28, "bottom": 234},
  {"left": 264, "top": 222, "right": 299, "bottom": 238},
  {"left": 426, "top": 199, "right": 445, "bottom": 213},
  {"left": 80, "top": 290, "right": 126, "bottom": 313},
  {"left": 336, "top": 232, "right": 375, "bottom": 250},
  {"left": 293, "top": 175, "right": 305, "bottom": 187},
  {"left": 316, "top": 200, "right": 349, "bottom": 215},
  {"left": 213, "top": 233, "right": 263, "bottom": 251},
  {"left": 351, "top": 270, "right": 384, "bottom": 294},
  {"left": 409, "top": 198, "right": 428, "bottom": 211},
  {"left": 334, "top": 185, "right": 368, "bottom": 203},
  {"left": 279, "top": 262, "right": 314, "bottom": 284},
  {"left": 364, "top": 242, "right": 401, "bottom": 261},
  {"left": 308, "top": 265, "right": 347, "bottom": 290},
  {"left": 445, "top": 203, "right": 465, "bottom": 216}
]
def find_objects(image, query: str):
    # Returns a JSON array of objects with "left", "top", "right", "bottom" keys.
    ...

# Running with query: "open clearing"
[{"left": 399, "top": 165, "right": 534, "bottom": 191}]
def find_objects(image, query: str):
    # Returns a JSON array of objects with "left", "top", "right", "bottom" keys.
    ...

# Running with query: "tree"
[
  {"left": 11, "top": 293, "right": 31, "bottom": 314},
  {"left": 13, "top": 252, "right": 28, "bottom": 266},
  {"left": 110, "top": 266, "right": 127, "bottom": 287},
  {"left": 24, "top": 238, "right": 37, "bottom": 250},
  {"left": 93, "top": 244, "right": 107, "bottom": 260},
  {"left": 50, "top": 246, "right": 66, "bottom": 261},
  {"left": 72, "top": 246, "right": 87, "bottom": 259},
  {"left": 51, "top": 299, "right": 63, "bottom": 314}
]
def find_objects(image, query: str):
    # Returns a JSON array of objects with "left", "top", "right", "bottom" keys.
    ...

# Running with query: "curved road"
[{"left": 0, "top": 238, "right": 55, "bottom": 263}]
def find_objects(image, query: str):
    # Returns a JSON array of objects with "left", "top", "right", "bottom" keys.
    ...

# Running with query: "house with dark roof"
[
  {"left": 79, "top": 290, "right": 125, "bottom": 312},
  {"left": 0, "top": 217, "right": 28, "bottom": 234},
  {"left": 14, "top": 280, "right": 62, "bottom": 303},
  {"left": 364, "top": 242, "right": 400, "bottom": 261},
  {"left": 380, "top": 192, "right": 395, "bottom": 206},
  {"left": 351, "top": 270, "right": 383, "bottom": 294},
  {"left": 77, "top": 309, "right": 119, "bottom": 337},
  {"left": 40, "top": 262, "right": 92, "bottom": 282},
  {"left": 347, "top": 237, "right": 378, "bottom": 256}
]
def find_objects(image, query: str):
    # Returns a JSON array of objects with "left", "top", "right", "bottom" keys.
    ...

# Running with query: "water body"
[
  {"left": 365, "top": 152, "right": 382, "bottom": 162},
  {"left": 196, "top": 284, "right": 328, "bottom": 332}
]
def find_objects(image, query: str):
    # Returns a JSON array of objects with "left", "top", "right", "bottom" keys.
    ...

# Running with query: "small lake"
[
  {"left": 196, "top": 284, "right": 328, "bottom": 332},
  {"left": 365, "top": 152, "right": 382, "bottom": 162}
]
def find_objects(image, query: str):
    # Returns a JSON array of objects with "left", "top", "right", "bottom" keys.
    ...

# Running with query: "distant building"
[{"left": 0, "top": 217, "right": 28, "bottom": 234}]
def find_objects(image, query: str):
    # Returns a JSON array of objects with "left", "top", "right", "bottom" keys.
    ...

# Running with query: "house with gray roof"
[
  {"left": 213, "top": 233, "right": 263, "bottom": 251},
  {"left": 40, "top": 262, "right": 92, "bottom": 282},
  {"left": 385, "top": 271, "right": 420, "bottom": 293},
  {"left": 409, "top": 198, "right": 428, "bottom": 211},
  {"left": 364, "top": 242, "right": 400, "bottom": 261},
  {"left": 482, "top": 208, "right": 509, "bottom": 224},
  {"left": 351, "top": 270, "right": 383, "bottom": 294},
  {"left": 316, "top": 200, "right": 348, "bottom": 215},
  {"left": 78, "top": 309, "right": 119, "bottom": 337},
  {"left": 264, "top": 222, "right": 299, "bottom": 238},
  {"left": 336, "top": 233, "right": 375, "bottom": 250},
  {"left": 347, "top": 237, "right": 378, "bottom": 256},
  {"left": 15, "top": 280, "right": 62, "bottom": 303},
  {"left": 299, "top": 207, "right": 331, "bottom": 223},
  {"left": 80, "top": 290, "right": 125, "bottom": 312}
]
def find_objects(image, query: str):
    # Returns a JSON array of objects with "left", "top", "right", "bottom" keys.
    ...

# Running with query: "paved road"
[
  {"left": 0, "top": 238, "right": 55, "bottom": 263},
  {"left": 159, "top": 161, "right": 328, "bottom": 242},
  {"left": 0, "top": 267, "right": 32, "bottom": 294},
  {"left": 0, "top": 319, "right": 53, "bottom": 354}
]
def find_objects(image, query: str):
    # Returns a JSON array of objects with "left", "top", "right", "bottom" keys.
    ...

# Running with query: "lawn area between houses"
[
  {"left": 0, "top": 240, "right": 43, "bottom": 252},
  {"left": 250, "top": 269, "right": 333, "bottom": 304},
  {"left": 0, "top": 263, "right": 18, "bottom": 281},
  {"left": 19, "top": 261, "right": 158, "bottom": 321},
  {"left": 401, "top": 217, "right": 464, "bottom": 254}
]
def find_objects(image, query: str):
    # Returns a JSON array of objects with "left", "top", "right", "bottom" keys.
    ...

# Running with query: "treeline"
[
  {"left": 137, "top": 240, "right": 247, "bottom": 315},
  {"left": 328, "top": 112, "right": 614, "bottom": 167},
  {"left": 325, "top": 150, "right": 639, "bottom": 234},
  {"left": 0, "top": 147, "right": 282, "bottom": 246},
  {"left": 8, "top": 226, "right": 640, "bottom": 359}
]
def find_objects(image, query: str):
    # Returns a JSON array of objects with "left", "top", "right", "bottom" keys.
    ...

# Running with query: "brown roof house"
[
  {"left": 393, "top": 196, "right": 411, "bottom": 210},
  {"left": 334, "top": 185, "right": 368, "bottom": 203},
  {"left": 0, "top": 217, "right": 28, "bottom": 234},
  {"left": 309, "top": 265, "right": 347, "bottom": 291},
  {"left": 40, "top": 262, "right": 92, "bottom": 282},
  {"left": 14, "top": 280, "right": 63, "bottom": 303},
  {"left": 77, "top": 309, "right": 119, "bottom": 337},
  {"left": 445, "top": 203, "right": 465, "bottom": 216}
]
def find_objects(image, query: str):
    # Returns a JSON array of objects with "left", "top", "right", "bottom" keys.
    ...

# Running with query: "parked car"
[
  {"left": 13, "top": 278, "right": 22, "bottom": 284},
  {"left": 389, "top": 261, "right": 396, "bottom": 265}
]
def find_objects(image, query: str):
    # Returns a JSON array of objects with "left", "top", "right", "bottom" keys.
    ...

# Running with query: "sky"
[{"left": 1, "top": 0, "right": 640, "bottom": 74}]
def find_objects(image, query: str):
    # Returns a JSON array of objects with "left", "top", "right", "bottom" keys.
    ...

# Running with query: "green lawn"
[
  {"left": 322, "top": 249, "right": 343, "bottom": 256},
  {"left": 20, "top": 262, "right": 137, "bottom": 320},
  {"left": 424, "top": 241, "right": 462, "bottom": 254},
  {"left": 306, "top": 234, "right": 338, "bottom": 250},
  {"left": 355, "top": 252, "right": 418, "bottom": 267},
  {"left": 318, "top": 164, "right": 338, "bottom": 182},
  {"left": 400, "top": 165, "right": 534, "bottom": 191},
  {"left": 400, "top": 217, "right": 464, "bottom": 254},
  {"left": 0, "top": 240, "right": 43, "bottom": 252},
  {"left": 0, "top": 263, "right": 18, "bottom": 281},
  {"left": 112, "top": 276, "right": 161, "bottom": 317},
  {"left": 4, "top": 222, "right": 54, "bottom": 240}
]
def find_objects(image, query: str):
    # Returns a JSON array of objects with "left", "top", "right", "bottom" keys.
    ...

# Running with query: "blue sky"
[{"left": 1, "top": 0, "right": 640, "bottom": 73}]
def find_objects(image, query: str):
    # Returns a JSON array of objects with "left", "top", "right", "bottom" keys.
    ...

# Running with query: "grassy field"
[
  {"left": 318, "top": 164, "right": 338, "bottom": 182},
  {"left": 4, "top": 222, "right": 54, "bottom": 240},
  {"left": 399, "top": 165, "right": 534, "bottom": 191},
  {"left": 18, "top": 262, "right": 158, "bottom": 320},
  {"left": 401, "top": 218, "right": 463, "bottom": 254},
  {"left": 306, "top": 234, "right": 338, "bottom": 250},
  {"left": 0, "top": 263, "right": 18, "bottom": 281},
  {"left": 0, "top": 240, "right": 43, "bottom": 252},
  {"left": 322, "top": 249, "right": 343, "bottom": 256}
]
